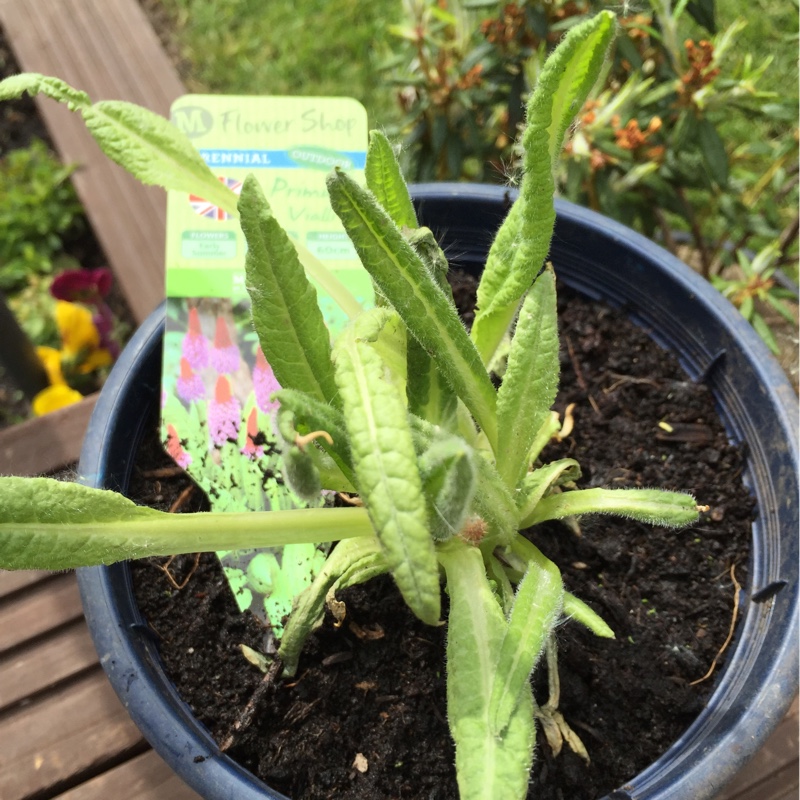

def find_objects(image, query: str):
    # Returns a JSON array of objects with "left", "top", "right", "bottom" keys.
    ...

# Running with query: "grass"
[
  {"left": 156, "top": 0, "right": 403, "bottom": 127},
  {"left": 685, "top": 0, "right": 798, "bottom": 170},
  {"left": 715, "top": 0, "right": 797, "bottom": 101}
]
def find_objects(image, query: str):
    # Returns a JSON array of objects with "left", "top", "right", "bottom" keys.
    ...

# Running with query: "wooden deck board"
[
  {"left": 55, "top": 749, "right": 203, "bottom": 800},
  {"left": 0, "top": 619, "right": 97, "bottom": 712},
  {"left": 0, "top": 569, "right": 53, "bottom": 598},
  {"left": 0, "top": 392, "right": 97, "bottom": 476},
  {"left": 0, "top": 0, "right": 185, "bottom": 324},
  {"left": 0, "top": 668, "right": 145, "bottom": 800},
  {"left": 719, "top": 696, "right": 799, "bottom": 800},
  {"left": 0, "top": 572, "right": 83, "bottom": 655}
]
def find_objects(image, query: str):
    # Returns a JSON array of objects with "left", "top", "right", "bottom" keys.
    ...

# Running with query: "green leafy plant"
[
  {"left": 0, "top": 137, "right": 85, "bottom": 292},
  {"left": 710, "top": 241, "right": 798, "bottom": 355},
  {"left": 383, "top": 0, "right": 798, "bottom": 323},
  {"left": 0, "top": 12, "right": 706, "bottom": 798}
]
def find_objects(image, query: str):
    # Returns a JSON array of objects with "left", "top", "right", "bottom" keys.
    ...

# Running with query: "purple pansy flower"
[{"left": 50, "top": 267, "right": 120, "bottom": 358}]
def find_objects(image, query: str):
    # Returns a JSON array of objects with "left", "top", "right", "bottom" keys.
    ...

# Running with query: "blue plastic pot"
[{"left": 77, "top": 185, "right": 799, "bottom": 800}]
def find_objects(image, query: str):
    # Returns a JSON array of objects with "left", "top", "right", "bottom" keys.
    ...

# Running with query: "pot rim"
[{"left": 77, "top": 187, "right": 799, "bottom": 800}]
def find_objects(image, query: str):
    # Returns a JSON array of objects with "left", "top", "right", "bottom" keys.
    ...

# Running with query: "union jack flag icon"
[{"left": 188, "top": 176, "right": 243, "bottom": 220}]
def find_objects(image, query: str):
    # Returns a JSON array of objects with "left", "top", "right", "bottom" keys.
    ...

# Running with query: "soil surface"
[{"left": 130, "top": 276, "right": 753, "bottom": 800}]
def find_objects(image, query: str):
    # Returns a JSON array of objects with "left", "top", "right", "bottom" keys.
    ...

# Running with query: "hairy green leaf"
[
  {"left": 327, "top": 169, "right": 498, "bottom": 450},
  {"left": 486, "top": 552, "right": 517, "bottom": 615},
  {"left": 563, "top": 592, "right": 615, "bottom": 639},
  {"left": 272, "top": 389, "right": 354, "bottom": 484},
  {"left": 418, "top": 438, "right": 476, "bottom": 541},
  {"left": 406, "top": 333, "right": 458, "bottom": 428},
  {"left": 0, "top": 74, "right": 237, "bottom": 213},
  {"left": 471, "top": 11, "right": 616, "bottom": 364},
  {"left": 439, "top": 540, "right": 535, "bottom": 800},
  {"left": 527, "top": 411, "right": 562, "bottom": 465},
  {"left": 275, "top": 407, "right": 324, "bottom": 502},
  {"left": 496, "top": 268, "right": 560, "bottom": 486},
  {"left": 279, "top": 537, "right": 386, "bottom": 675},
  {"left": 334, "top": 336, "right": 441, "bottom": 625},
  {"left": 490, "top": 551, "right": 563, "bottom": 734},
  {"left": 522, "top": 487, "right": 701, "bottom": 528},
  {"left": 515, "top": 459, "right": 582, "bottom": 525},
  {"left": 408, "top": 414, "right": 517, "bottom": 545},
  {"left": 406, "top": 226, "right": 452, "bottom": 296},
  {"left": 507, "top": 534, "right": 613, "bottom": 638},
  {"left": 240, "top": 176, "right": 338, "bottom": 406},
  {"left": 471, "top": 200, "right": 524, "bottom": 364},
  {"left": 351, "top": 307, "right": 408, "bottom": 390},
  {"left": 405, "top": 228, "right": 458, "bottom": 427},
  {"left": 365, "top": 130, "right": 418, "bottom": 229},
  {"left": 0, "top": 478, "right": 372, "bottom": 571}
]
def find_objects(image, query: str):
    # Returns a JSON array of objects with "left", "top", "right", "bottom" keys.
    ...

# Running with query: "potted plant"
[{"left": 0, "top": 10, "right": 796, "bottom": 800}]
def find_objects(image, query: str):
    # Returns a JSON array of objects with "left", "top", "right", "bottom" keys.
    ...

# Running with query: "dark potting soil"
[{"left": 130, "top": 278, "right": 753, "bottom": 800}]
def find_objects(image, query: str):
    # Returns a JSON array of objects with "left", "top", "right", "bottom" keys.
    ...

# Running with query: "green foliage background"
[{"left": 155, "top": 0, "right": 403, "bottom": 125}]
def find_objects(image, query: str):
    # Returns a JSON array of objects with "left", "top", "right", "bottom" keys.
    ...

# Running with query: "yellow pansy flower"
[
  {"left": 55, "top": 300, "right": 100, "bottom": 355},
  {"left": 77, "top": 347, "right": 113, "bottom": 374},
  {"left": 33, "top": 302, "right": 114, "bottom": 417},
  {"left": 35, "top": 346, "right": 65, "bottom": 385},
  {"left": 32, "top": 384, "right": 83, "bottom": 416}
]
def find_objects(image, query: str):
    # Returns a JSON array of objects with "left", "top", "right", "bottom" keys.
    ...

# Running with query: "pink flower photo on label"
[
  {"left": 182, "top": 306, "right": 210, "bottom": 370},
  {"left": 208, "top": 375, "right": 241, "bottom": 446},
  {"left": 253, "top": 346, "right": 280, "bottom": 414},
  {"left": 176, "top": 357, "right": 206, "bottom": 403},
  {"left": 210, "top": 315, "right": 240, "bottom": 374},
  {"left": 241, "top": 407, "right": 265, "bottom": 460},
  {"left": 165, "top": 423, "right": 192, "bottom": 469}
]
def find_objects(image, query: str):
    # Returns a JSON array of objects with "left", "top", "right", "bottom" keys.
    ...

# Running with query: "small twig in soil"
[
  {"left": 565, "top": 335, "right": 601, "bottom": 416},
  {"left": 168, "top": 484, "right": 195, "bottom": 513},
  {"left": 603, "top": 372, "right": 660, "bottom": 394},
  {"left": 322, "top": 651, "right": 353, "bottom": 667},
  {"left": 220, "top": 657, "right": 283, "bottom": 751},
  {"left": 139, "top": 466, "right": 187, "bottom": 478},
  {"left": 284, "top": 669, "right": 309, "bottom": 689},
  {"left": 282, "top": 698, "right": 320, "bottom": 727},
  {"left": 690, "top": 564, "right": 741, "bottom": 686},
  {"left": 153, "top": 553, "right": 201, "bottom": 590}
]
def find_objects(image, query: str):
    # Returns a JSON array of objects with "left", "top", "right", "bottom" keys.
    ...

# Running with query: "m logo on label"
[{"left": 172, "top": 106, "right": 213, "bottom": 138}]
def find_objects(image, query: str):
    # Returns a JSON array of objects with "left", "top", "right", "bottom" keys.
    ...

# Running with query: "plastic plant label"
[{"left": 161, "top": 95, "right": 370, "bottom": 647}]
